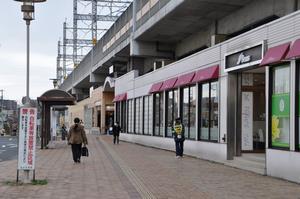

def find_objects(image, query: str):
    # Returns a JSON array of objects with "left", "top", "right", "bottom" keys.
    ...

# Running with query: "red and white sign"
[{"left": 18, "top": 107, "right": 37, "bottom": 170}]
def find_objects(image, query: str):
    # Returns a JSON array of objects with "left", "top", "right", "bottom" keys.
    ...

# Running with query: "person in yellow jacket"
[
  {"left": 67, "top": 118, "right": 88, "bottom": 163},
  {"left": 172, "top": 117, "right": 185, "bottom": 158}
]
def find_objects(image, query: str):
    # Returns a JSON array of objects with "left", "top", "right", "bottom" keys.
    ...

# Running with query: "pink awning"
[
  {"left": 149, "top": 82, "right": 163, "bottom": 93},
  {"left": 160, "top": 77, "right": 178, "bottom": 91},
  {"left": 260, "top": 43, "right": 290, "bottom": 66},
  {"left": 174, "top": 72, "right": 195, "bottom": 87},
  {"left": 286, "top": 39, "right": 300, "bottom": 59},
  {"left": 113, "top": 93, "right": 127, "bottom": 102},
  {"left": 192, "top": 65, "right": 219, "bottom": 83}
]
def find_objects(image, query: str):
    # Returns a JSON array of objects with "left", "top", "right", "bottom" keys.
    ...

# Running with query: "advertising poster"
[{"left": 18, "top": 107, "right": 37, "bottom": 170}]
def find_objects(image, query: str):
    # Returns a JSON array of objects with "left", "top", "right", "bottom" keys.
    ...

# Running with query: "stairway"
[{"left": 224, "top": 153, "right": 266, "bottom": 175}]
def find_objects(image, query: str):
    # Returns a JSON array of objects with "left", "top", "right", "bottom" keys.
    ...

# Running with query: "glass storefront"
[
  {"left": 127, "top": 99, "right": 134, "bottom": 134},
  {"left": 121, "top": 101, "right": 126, "bottom": 132},
  {"left": 181, "top": 86, "right": 196, "bottom": 140},
  {"left": 199, "top": 81, "right": 219, "bottom": 141},
  {"left": 143, "top": 95, "right": 153, "bottom": 135},
  {"left": 166, "top": 90, "right": 179, "bottom": 137},
  {"left": 116, "top": 102, "right": 120, "bottom": 124},
  {"left": 271, "top": 64, "right": 290, "bottom": 148},
  {"left": 154, "top": 93, "right": 164, "bottom": 136},
  {"left": 135, "top": 97, "right": 143, "bottom": 134},
  {"left": 295, "top": 61, "right": 300, "bottom": 151}
]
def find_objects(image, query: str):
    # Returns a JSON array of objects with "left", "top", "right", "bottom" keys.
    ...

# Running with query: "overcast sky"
[{"left": 0, "top": 0, "right": 73, "bottom": 103}]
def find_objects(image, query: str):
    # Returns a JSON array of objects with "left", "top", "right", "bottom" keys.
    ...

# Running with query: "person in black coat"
[{"left": 112, "top": 122, "right": 121, "bottom": 144}]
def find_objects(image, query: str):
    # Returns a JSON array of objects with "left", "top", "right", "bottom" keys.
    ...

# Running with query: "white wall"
[
  {"left": 267, "top": 149, "right": 300, "bottom": 183},
  {"left": 120, "top": 133, "right": 227, "bottom": 163}
]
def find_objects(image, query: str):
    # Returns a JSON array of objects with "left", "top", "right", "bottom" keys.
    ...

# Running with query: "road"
[{"left": 0, "top": 136, "right": 18, "bottom": 162}]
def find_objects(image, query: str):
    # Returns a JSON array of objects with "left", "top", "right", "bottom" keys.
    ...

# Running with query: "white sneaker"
[{"left": 176, "top": 156, "right": 180, "bottom": 159}]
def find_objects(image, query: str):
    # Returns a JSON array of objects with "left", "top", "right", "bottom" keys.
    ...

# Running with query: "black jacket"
[{"left": 112, "top": 125, "right": 121, "bottom": 136}]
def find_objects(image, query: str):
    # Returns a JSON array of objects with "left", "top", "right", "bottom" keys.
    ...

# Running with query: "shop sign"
[
  {"left": 225, "top": 41, "right": 265, "bottom": 72},
  {"left": 272, "top": 93, "right": 290, "bottom": 117},
  {"left": 18, "top": 107, "right": 37, "bottom": 170}
]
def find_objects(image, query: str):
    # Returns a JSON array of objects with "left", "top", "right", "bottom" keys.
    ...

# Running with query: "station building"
[{"left": 60, "top": 0, "right": 300, "bottom": 183}]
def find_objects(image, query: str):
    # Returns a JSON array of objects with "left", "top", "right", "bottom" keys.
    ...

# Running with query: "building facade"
[
  {"left": 59, "top": 0, "right": 300, "bottom": 183},
  {"left": 114, "top": 6, "right": 300, "bottom": 183}
]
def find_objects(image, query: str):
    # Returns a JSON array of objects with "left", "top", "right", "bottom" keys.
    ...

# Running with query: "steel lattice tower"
[{"left": 56, "top": 0, "right": 132, "bottom": 85}]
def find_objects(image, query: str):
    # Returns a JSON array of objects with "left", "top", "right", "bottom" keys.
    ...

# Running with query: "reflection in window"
[
  {"left": 200, "top": 83, "right": 209, "bottom": 140},
  {"left": 166, "top": 90, "right": 179, "bottom": 137},
  {"left": 298, "top": 63, "right": 300, "bottom": 149},
  {"left": 121, "top": 101, "right": 126, "bottom": 132},
  {"left": 271, "top": 65, "right": 290, "bottom": 148},
  {"left": 135, "top": 97, "right": 143, "bottom": 134},
  {"left": 190, "top": 86, "right": 196, "bottom": 139},
  {"left": 183, "top": 88, "right": 189, "bottom": 137},
  {"left": 116, "top": 102, "right": 120, "bottom": 125},
  {"left": 210, "top": 82, "right": 219, "bottom": 141},
  {"left": 154, "top": 93, "right": 163, "bottom": 136},
  {"left": 200, "top": 81, "right": 219, "bottom": 141},
  {"left": 127, "top": 99, "right": 134, "bottom": 133},
  {"left": 144, "top": 96, "right": 149, "bottom": 135},
  {"left": 180, "top": 86, "right": 196, "bottom": 140}
]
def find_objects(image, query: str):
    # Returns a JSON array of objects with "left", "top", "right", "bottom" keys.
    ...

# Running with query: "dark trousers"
[
  {"left": 71, "top": 144, "right": 82, "bottom": 162},
  {"left": 113, "top": 135, "right": 119, "bottom": 144},
  {"left": 175, "top": 138, "right": 184, "bottom": 156}
]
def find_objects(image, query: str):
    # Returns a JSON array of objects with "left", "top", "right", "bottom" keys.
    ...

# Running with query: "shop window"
[
  {"left": 166, "top": 90, "right": 179, "bottom": 137},
  {"left": 143, "top": 95, "right": 153, "bottom": 135},
  {"left": 116, "top": 102, "right": 121, "bottom": 125},
  {"left": 199, "top": 81, "right": 219, "bottom": 141},
  {"left": 297, "top": 62, "right": 300, "bottom": 150},
  {"left": 180, "top": 85, "right": 196, "bottom": 140},
  {"left": 121, "top": 101, "right": 126, "bottom": 133},
  {"left": 135, "top": 97, "right": 143, "bottom": 134},
  {"left": 127, "top": 99, "right": 135, "bottom": 134},
  {"left": 271, "top": 65, "right": 290, "bottom": 148},
  {"left": 153, "top": 93, "right": 164, "bottom": 136},
  {"left": 144, "top": 96, "right": 149, "bottom": 135}
]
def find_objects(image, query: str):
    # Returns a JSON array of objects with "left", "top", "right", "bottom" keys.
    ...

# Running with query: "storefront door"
[{"left": 240, "top": 69, "right": 266, "bottom": 152}]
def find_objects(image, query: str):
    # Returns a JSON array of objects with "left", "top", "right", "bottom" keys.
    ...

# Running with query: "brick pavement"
[{"left": 0, "top": 134, "right": 300, "bottom": 199}]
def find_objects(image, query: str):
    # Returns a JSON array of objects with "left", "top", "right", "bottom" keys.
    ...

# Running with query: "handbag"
[{"left": 82, "top": 146, "right": 89, "bottom": 157}]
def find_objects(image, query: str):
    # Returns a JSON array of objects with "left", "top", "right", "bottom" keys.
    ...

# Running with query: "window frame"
[
  {"left": 295, "top": 61, "right": 300, "bottom": 151},
  {"left": 153, "top": 92, "right": 163, "bottom": 137},
  {"left": 180, "top": 85, "right": 196, "bottom": 140},
  {"left": 165, "top": 89, "right": 179, "bottom": 137},
  {"left": 198, "top": 80, "right": 219, "bottom": 142},
  {"left": 269, "top": 64, "right": 291, "bottom": 150}
]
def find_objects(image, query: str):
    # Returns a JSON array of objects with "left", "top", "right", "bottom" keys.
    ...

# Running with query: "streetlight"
[
  {"left": 49, "top": 78, "right": 59, "bottom": 88},
  {"left": 14, "top": 0, "right": 46, "bottom": 184},
  {"left": 14, "top": 0, "right": 46, "bottom": 105}
]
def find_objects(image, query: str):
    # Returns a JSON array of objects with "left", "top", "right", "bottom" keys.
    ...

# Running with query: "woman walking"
[{"left": 67, "top": 118, "right": 88, "bottom": 163}]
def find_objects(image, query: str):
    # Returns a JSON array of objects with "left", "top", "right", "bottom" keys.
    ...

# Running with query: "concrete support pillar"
[{"left": 227, "top": 73, "right": 238, "bottom": 160}]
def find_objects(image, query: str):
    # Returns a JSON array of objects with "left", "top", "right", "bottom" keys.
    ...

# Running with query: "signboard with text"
[
  {"left": 18, "top": 107, "right": 37, "bottom": 170},
  {"left": 224, "top": 41, "right": 265, "bottom": 72}
]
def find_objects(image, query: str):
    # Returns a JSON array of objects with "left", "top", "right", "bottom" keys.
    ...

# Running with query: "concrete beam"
[
  {"left": 71, "top": 88, "right": 89, "bottom": 95},
  {"left": 89, "top": 73, "right": 106, "bottom": 83},
  {"left": 130, "top": 40, "right": 174, "bottom": 58}
]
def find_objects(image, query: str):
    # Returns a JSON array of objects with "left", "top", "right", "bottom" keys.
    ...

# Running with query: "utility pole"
[
  {"left": 0, "top": 89, "right": 3, "bottom": 112},
  {"left": 0, "top": 89, "right": 3, "bottom": 129}
]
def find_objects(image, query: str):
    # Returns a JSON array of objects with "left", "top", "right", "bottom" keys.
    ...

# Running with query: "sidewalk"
[{"left": 0, "top": 134, "right": 300, "bottom": 199}]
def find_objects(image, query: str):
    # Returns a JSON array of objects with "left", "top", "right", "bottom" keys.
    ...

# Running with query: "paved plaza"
[{"left": 0, "top": 134, "right": 300, "bottom": 199}]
